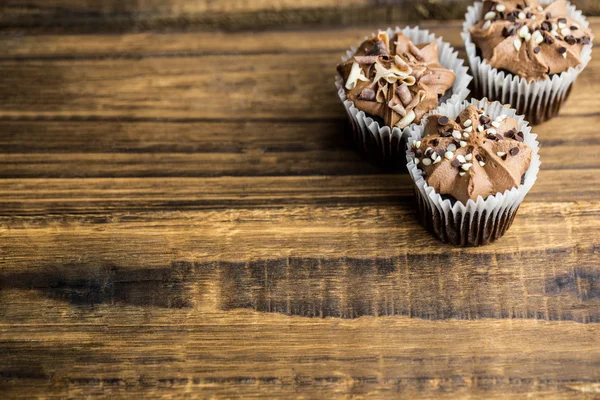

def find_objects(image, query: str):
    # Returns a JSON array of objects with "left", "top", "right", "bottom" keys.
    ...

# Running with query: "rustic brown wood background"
[{"left": 0, "top": 1, "right": 599, "bottom": 398}]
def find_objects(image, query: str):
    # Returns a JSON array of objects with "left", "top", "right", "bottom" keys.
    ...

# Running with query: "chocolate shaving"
[
  {"left": 544, "top": 34, "right": 555, "bottom": 44},
  {"left": 475, "top": 154, "right": 483, "bottom": 162},
  {"left": 432, "top": 138, "right": 440, "bottom": 147},
  {"left": 501, "top": 154, "right": 508, "bottom": 161},
  {"left": 438, "top": 116, "right": 449, "bottom": 125},
  {"left": 354, "top": 55, "right": 379, "bottom": 64},
  {"left": 582, "top": 36, "right": 591, "bottom": 45},
  {"left": 440, "top": 130, "right": 452, "bottom": 137},
  {"left": 479, "top": 115, "right": 491, "bottom": 125},
  {"left": 366, "top": 40, "right": 389, "bottom": 57},
  {"left": 415, "top": 149, "right": 423, "bottom": 157},
  {"left": 509, "top": 147, "right": 520, "bottom": 156},
  {"left": 358, "top": 87, "right": 376, "bottom": 101},
  {"left": 376, "top": 82, "right": 388, "bottom": 103},
  {"left": 546, "top": 12, "right": 552, "bottom": 20},
  {"left": 405, "top": 91, "right": 421, "bottom": 111},
  {"left": 558, "top": 46, "right": 567, "bottom": 54},
  {"left": 533, "top": 46, "right": 541, "bottom": 54},
  {"left": 571, "top": 25, "right": 579, "bottom": 30},
  {"left": 396, "top": 83, "right": 413, "bottom": 107},
  {"left": 495, "top": 134, "right": 504, "bottom": 141},
  {"left": 408, "top": 42, "right": 425, "bottom": 61},
  {"left": 451, "top": 159, "right": 461, "bottom": 168},
  {"left": 389, "top": 100, "right": 407, "bottom": 117},
  {"left": 437, "top": 148, "right": 446, "bottom": 157},
  {"left": 393, "top": 55, "right": 410, "bottom": 71}
]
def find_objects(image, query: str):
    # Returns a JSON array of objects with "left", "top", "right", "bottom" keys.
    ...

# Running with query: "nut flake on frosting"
[{"left": 411, "top": 105, "right": 532, "bottom": 203}]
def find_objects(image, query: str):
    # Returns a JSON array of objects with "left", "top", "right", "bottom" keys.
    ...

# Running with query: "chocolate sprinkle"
[
  {"left": 479, "top": 115, "right": 491, "bottom": 125},
  {"left": 526, "top": 12, "right": 533, "bottom": 18},
  {"left": 501, "top": 154, "right": 508, "bottom": 161},
  {"left": 486, "top": 133, "right": 497, "bottom": 140},
  {"left": 565, "top": 35, "right": 577, "bottom": 45},
  {"left": 582, "top": 36, "right": 591, "bottom": 45},
  {"left": 438, "top": 116, "right": 449, "bottom": 125},
  {"left": 558, "top": 17, "right": 567, "bottom": 24},
  {"left": 546, "top": 12, "right": 552, "bottom": 20},
  {"left": 558, "top": 46, "right": 567, "bottom": 54},
  {"left": 505, "top": 128, "right": 516, "bottom": 138},
  {"left": 437, "top": 148, "right": 446, "bottom": 157},
  {"left": 451, "top": 159, "right": 461, "bottom": 168},
  {"left": 533, "top": 46, "right": 541, "bottom": 54},
  {"left": 432, "top": 138, "right": 440, "bottom": 147},
  {"left": 415, "top": 149, "right": 423, "bottom": 157},
  {"left": 544, "top": 34, "right": 555, "bottom": 44},
  {"left": 509, "top": 147, "right": 520, "bottom": 156},
  {"left": 440, "top": 131, "right": 452, "bottom": 137},
  {"left": 541, "top": 21, "right": 551, "bottom": 31},
  {"left": 495, "top": 134, "right": 504, "bottom": 141},
  {"left": 475, "top": 154, "right": 483, "bottom": 162},
  {"left": 571, "top": 25, "right": 579, "bottom": 30}
]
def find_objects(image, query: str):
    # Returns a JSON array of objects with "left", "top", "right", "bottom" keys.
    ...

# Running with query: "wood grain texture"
[
  {"left": 0, "top": 18, "right": 599, "bottom": 400},
  {"left": 0, "top": 0, "right": 598, "bottom": 32}
]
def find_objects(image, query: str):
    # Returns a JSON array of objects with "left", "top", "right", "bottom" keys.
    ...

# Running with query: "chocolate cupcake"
[
  {"left": 463, "top": 0, "right": 593, "bottom": 124},
  {"left": 336, "top": 27, "right": 471, "bottom": 168},
  {"left": 406, "top": 99, "right": 541, "bottom": 246}
]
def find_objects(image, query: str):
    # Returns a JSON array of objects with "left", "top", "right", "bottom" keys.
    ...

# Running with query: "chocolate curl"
[
  {"left": 388, "top": 99, "right": 407, "bottom": 117},
  {"left": 358, "top": 87, "right": 376, "bottom": 101},
  {"left": 396, "top": 83, "right": 413, "bottom": 106},
  {"left": 376, "top": 82, "right": 388, "bottom": 103},
  {"left": 354, "top": 55, "right": 379, "bottom": 64},
  {"left": 376, "top": 31, "right": 390, "bottom": 52},
  {"left": 393, "top": 55, "right": 410, "bottom": 72},
  {"left": 411, "top": 65, "right": 427, "bottom": 80},
  {"left": 405, "top": 90, "right": 422, "bottom": 111},
  {"left": 408, "top": 42, "right": 425, "bottom": 61}
]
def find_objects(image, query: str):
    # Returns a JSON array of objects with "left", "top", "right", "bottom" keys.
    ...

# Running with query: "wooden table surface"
[{"left": 1, "top": 1, "right": 600, "bottom": 398}]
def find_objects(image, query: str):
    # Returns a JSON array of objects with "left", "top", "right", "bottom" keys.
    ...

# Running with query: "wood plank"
[
  {"left": 0, "top": 21, "right": 597, "bottom": 120},
  {"left": 0, "top": 192, "right": 599, "bottom": 255},
  {"left": 0, "top": 169, "right": 599, "bottom": 212},
  {"left": 0, "top": 115, "right": 599, "bottom": 178},
  {"left": 0, "top": 23, "right": 465, "bottom": 59},
  {"left": 0, "top": 0, "right": 597, "bottom": 32},
  {"left": 0, "top": 310, "right": 598, "bottom": 398},
  {"left": 0, "top": 53, "right": 598, "bottom": 120}
]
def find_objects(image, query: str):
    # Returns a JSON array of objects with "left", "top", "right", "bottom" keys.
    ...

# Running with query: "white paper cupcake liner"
[
  {"left": 335, "top": 26, "right": 472, "bottom": 168},
  {"left": 462, "top": 0, "right": 593, "bottom": 124},
  {"left": 406, "top": 99, "right": 541, "bottom": 246}
]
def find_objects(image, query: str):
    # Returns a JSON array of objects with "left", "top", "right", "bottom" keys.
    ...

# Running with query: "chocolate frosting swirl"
[
  {"left": 337, "top": 31, "right": 456, "bottom": 128},
  {"left": 469, "top": 0, "right": 593, "bottom": 81},
  {"left": 412, "top": 106, "right": 532, "bottom": 203}
]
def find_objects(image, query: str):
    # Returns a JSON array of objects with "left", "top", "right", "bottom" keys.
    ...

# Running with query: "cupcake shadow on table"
[
  {"left": 406, "top": 98, "right": 541, "bottom": 246},
  {"left": 463, "top": 0, "right": 593, "bottom": 124},
  {"left": 335, "top": 26, "right": 472, "bottom": 169}
]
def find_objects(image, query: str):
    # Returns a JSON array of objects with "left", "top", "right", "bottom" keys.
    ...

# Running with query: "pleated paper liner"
[
  {"left": 462, "top": 0, "right": 593, "bottom": 125},
  {"left": 406, "top": 99, "right": 541, "bottom": 246},
  {"left": 335, "top": 26, "right": 471, "bottom": 170}
]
